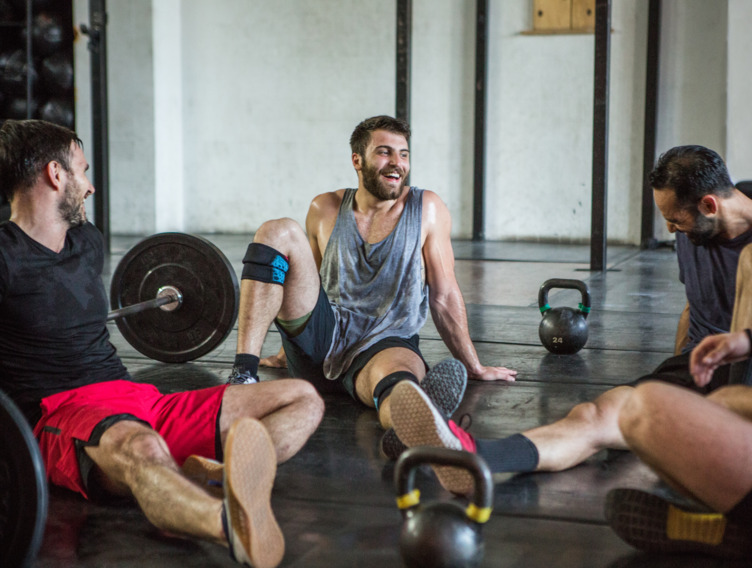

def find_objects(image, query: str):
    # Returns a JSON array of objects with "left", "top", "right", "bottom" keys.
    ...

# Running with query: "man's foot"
[
  {"left": 380, "top": 359, "right": 468, "bottom": 460},
  {"left": 182, "top": 455, "right": 224, "bottom": 499},
  {"left": 605, "top": 488, "right": 752, "bottom": 559},
  {"left": 390, "top": 381, "right": 476, "bottom": 494},
  {"left": 223, "top": 418, "right": 284, "bottom": 568},
  {"left": 421, "top": 358, "right": 468, "bottom": 418},
  {"left": 227, "top": 366, "right": 259, "bottom": 385}
]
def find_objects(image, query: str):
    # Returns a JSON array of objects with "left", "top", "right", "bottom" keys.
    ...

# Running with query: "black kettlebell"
[
  {"left": 538, "top": 278, "right": 591, "bottom": 354},
  {"left": 395, "top": 447, "right": 493, "bottom": 568}
]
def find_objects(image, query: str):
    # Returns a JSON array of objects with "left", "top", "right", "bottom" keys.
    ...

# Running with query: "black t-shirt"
[
  {"left": 0, "top": 221, "right": 130, "bottom": 425},
  {"left": 677, "top": 229, "right": 752, "bottom": 352}
]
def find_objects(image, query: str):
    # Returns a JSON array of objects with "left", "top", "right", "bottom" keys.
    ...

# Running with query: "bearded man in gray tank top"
[{"left": 228, "top": 115, "right": 517, "bottom": 458}]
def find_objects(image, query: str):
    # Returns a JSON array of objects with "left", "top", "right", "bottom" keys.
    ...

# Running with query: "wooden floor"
[{"left": 31, "top": 235, "right": 741, "bottom": 567}]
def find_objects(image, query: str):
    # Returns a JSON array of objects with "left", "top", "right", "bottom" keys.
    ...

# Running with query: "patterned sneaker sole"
[
  {"left": 391, "top": 381, "right": 474, "bottom": 495},
  {"left": 421, "top": 358, "right": 467, "bottom": 419},
  {"left": 605, "top": 488, "right": 751, "bottom": 559},
  {"left": 224, "top": 418, "right": 285, "bottom": 568},
  {"left": 380, "top": 428, "right": 407, "bottom": 461},
  {"left": 182, "top": 455, "right": 224, "bottom": 499}
]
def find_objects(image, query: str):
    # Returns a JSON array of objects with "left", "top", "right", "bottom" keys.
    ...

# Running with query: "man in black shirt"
[
  {"left": 0, "top": 119, "right": 324, "bottom": 568},
  {"left": 392, "top": 145, "right": 752, "bottom": 495}
]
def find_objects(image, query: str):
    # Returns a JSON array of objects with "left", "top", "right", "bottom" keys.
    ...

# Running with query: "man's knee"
[
  {"left": 566, "top": 386, "right": 633, "bottom": 429},
  {"left": 291, "top": 379, "right": 325, "bottom": 416},
  {"left": 617, "top": 383, "right": 665, "bottom": 441},
  {"left": 254, "top": 218, "right": 306, "bottom": 251},
  {"left": 97, "top": 420, "right": 169, "bottom": 465}
]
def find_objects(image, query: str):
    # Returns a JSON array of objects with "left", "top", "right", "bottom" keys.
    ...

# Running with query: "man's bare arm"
[{"left": 422, "top": 191, "right": 516, "bottom": 381}]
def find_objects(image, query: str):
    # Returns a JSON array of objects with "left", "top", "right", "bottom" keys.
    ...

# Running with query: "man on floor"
[
  {"left": 391, "top": 145, "right": 752, "bottom": 494},
  {"left": 227, "top": 115, "right": 516, "bottom": 458},
  {"left": 0, "top": 119, "right": 324, "bottom": 568},
  {"left": 605, "top": 269, "right": 752, "bottom": 559}
]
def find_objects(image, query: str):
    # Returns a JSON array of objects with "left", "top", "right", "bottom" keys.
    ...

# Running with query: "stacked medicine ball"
[{"left": 0, "top": 0, "right": 74, "bottom": 130}]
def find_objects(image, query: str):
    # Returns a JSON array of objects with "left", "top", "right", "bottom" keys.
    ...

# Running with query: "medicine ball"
[
  {"left": 38, "top": 97, "right": 73, "bottom": 128},
  {"left": 40, "top": 52, "right": 73, "bottom": 94},
  {"left": 21, "top": 12, "right": 65, "bottom": 57},
  {"left": 5, "top": 96, "right": 38, "bottom": 119},
  {"left": 1, "top": 49, "right": 38, "bottom": 95}
]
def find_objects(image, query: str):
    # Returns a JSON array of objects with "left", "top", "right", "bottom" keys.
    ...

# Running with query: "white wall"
[
  {"left": 73, "top": 0, "right": 748, "bottom": 243},
  {"left": 726, "top": 0, "right": 752, "bottom": 184},
  {"left": 180, "top": 0, "right": 395, "bottom": 233}
]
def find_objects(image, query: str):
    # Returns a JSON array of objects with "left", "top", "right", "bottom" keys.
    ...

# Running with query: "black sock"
[
  {"left": 233, "top": 353, "right": 260, "bottom": 377},
  {"left": 475, "top": 433, "right": 539, "bottom": 473}
]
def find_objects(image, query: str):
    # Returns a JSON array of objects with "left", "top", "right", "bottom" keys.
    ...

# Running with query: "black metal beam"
[
  {"left": 472, "top": 0, "right": 489, "bottom": 242},
  {"left": 640, "top": 0, "right": 662, "bottom": 248},
  {"left": 25, "top": 0, "right": 32, "bottom": 117},
  {"left": 590, "top": 0, "right": 611, "bottom": 271},
  {"left": 395, "top": 0, "right": 412, "bottom": 123},
  {"left": 84, "top": 0, "right": 111, "bottom": 252}
]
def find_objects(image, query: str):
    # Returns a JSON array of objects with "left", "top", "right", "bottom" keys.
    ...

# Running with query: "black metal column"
[
  {"left": 590, "top": 0, "right": 611, "bottom": 271},
  {"left": 24, "top": 0, "right": 32, "bottom": 117},
  {"left": 640, "top": 0, "right": 661, "bottom": 248},
  {"left": 395, "top": 0, "right": 412, "bottom": 123},
  {"left": 83, "top": 0, "right": 110, "bottom": 252},
  {"left": 472, "top": 0, "right": 489, "bottom": 242}
]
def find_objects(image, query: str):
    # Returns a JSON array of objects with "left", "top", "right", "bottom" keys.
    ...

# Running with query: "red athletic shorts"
[{"left": 32, "top": 380, "right": 228, "bottom": 499}]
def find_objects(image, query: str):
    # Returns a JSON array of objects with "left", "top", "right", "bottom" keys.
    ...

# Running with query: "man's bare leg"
[
  {"left": 354, "top": 347, "right": 426, "bottom": 429},
  {"left": 619, "top": 381, "right": 752, "bottom": 514},
  {"left": 85, "top": 420, "right": 226, "bottom": 542},
  {"left": 220, "top": 380, "right": 324, "bottom": 463},
  {"left": 523, "top": 385, "right": 634, "bottom": 471},
  {"left": 235, "top": 218, "right": 320, "bottom": 372}
]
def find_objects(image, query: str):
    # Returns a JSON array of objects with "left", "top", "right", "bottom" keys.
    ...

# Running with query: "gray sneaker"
[
  {"left": 381, "top": 358, "right": 468, "bottom": 460},
  {"left": 227, "top": 366, "right": 259, "bottom": 385}
]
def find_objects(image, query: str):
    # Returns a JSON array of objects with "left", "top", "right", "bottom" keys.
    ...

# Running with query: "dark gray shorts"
[{"left": 274, "top": 286, "right": 426, "bottom": 399}]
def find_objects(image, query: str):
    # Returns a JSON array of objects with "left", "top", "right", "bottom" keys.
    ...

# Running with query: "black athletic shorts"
[
  {"left": 274, "top": 287, "right": 427, "bottom": 399},
  {"left": 629, "top": 351, "right": 733, "bottom": 394}
]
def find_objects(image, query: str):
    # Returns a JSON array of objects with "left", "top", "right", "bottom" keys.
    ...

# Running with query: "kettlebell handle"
[
  {"left": 394, "top": 447, "right": 494, "bottom": 524},
  {"left": 538, "top": 278, "right": 591, "bottom": 318}
]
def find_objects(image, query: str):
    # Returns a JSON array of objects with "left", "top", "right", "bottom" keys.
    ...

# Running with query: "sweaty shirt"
[
  {"left": 0, "top": 221, "right": 129, "bottom": 425},
  {"left": 319, "top": 187, "right": 429, "bottom": 379}
]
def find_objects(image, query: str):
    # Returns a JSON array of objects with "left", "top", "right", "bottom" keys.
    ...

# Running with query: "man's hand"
[
  {"left": 690, "top": 331, "right": 751, "bottom": 387},
  {"left": 260, "top": 347, "right": 287, "bottom": 369},
  {"left": 467, "top": 365, "right": 517, "bottom": 382}
]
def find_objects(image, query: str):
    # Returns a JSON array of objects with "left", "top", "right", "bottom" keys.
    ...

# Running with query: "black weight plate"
[
  {"left": 0, "top": 390, "right": 48, "bottom": 568},
  {"left": 110, "top": 233, "right": 239, "bottom": 363}
]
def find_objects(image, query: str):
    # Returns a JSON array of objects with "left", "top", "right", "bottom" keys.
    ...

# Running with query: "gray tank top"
[{"left": 320, "top": 187, "right": 429, "bottom": 379}]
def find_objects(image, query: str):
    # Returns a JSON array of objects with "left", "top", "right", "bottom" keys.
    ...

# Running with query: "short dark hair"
[
  {"left": 649, "top": 145, "right": 734, "bottom": 208},
  {"left": 0, "top": 119, "right": 83, "bottom": 201},
  {"left": 349, "top": 115, "right": 411, "bottom": 157}
]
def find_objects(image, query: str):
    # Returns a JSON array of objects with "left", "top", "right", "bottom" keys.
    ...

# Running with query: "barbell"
[{"left": 108, "top": 232, "right": 240, "bottom": 363}]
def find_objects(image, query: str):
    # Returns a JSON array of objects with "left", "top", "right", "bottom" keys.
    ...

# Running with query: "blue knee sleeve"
[{"left": 241, "top": 243, "right": 289, "bottom": 285}]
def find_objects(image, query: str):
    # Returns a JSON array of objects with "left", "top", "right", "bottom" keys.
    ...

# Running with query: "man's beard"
[
  {"left": 686, "top": 212, "right": 720, "bottom": 246},
  {"left": 361, "top": 158, "right": 406, "bottom": 201},
  {"left": 59, "top": 179, "right": 87, "bottom": 227}
]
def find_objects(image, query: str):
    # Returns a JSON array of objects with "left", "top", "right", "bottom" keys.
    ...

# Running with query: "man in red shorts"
[{"left": 0, "top": 119, "right": 324, "bottom": 568}]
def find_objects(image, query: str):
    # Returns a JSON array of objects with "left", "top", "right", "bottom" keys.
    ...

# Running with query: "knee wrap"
[
  {"left": 373, "top": 371, "right": 419, "bottom": 411},
  {"left": 241, "top": 243, "right": 289, "bottom": 285}
]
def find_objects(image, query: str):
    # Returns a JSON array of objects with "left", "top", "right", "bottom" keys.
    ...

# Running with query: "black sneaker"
[
  {"left": 227, "top": 366, "right": 259, "bottom": 385},
  {"left": 605, "top": 488, "right": 752, "bottom": 559},
  {"left": 381, "top": 358, "right": 468, "bottom": 460}
]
